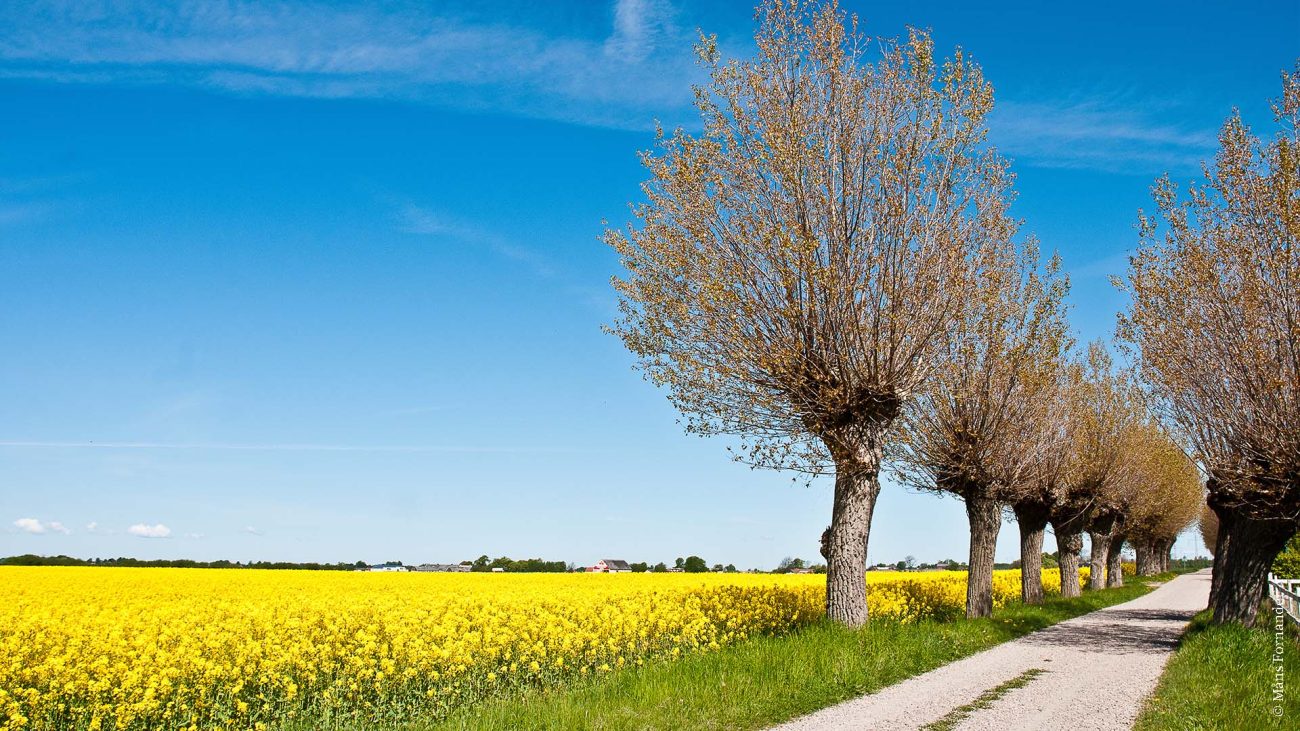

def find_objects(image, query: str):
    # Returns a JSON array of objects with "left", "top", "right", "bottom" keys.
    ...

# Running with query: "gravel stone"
[{"left": 768, "top": 570, "right": 1210, "bottom": 731}]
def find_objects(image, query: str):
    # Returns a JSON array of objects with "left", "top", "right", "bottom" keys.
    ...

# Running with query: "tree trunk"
[
  {"left": 1209, "top": 506, "right": 1233, "bottom": 610},
  {"left": 1086, "top": 512, "right": 1116, "bottom": 591},
  {"left": 1051, "top": 508, "right": 1089, "bottom": 598},
  {"left": 1106, "top": 534, "right": 1125, "bottom": 588},
  {"left": 1134, "top": 541, "right": 1157, "bottom": 576},
  {"left": 1088, "top": 531, "right": 1110, "bottom": 590},
  {"left": 1013, "top": 502, "right": 1049, "bottom": 605},
  {"left": 965, "top": 495, "right": 1002, "bottom": 618},
  {"left": 1212, "top": 510, "right": 1296, "bottom": 627},
  {"left": 1057, "top": 532, "right": 1084, "bottom": 597},
  {"left": 824, "top": 450, "right": 883, "bottom": 627}
]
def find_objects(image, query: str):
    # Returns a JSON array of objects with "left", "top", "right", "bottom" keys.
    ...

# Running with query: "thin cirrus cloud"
[
  {"left": 12, "top": 517, "right": 71, "bottom": 534},
  {"left": 0, "top": 3, "right": 1223, "bottom": 175},
  {"left": 397, "top": 202, "right": 616, "bottom": 313},
  {"left": 127, "top": 523, "right": 172, "bottom": 538},
  {"left": 0, "top": 0, "right": 702, "bottom": 131},
  {"left": 990, "top": 95, "right": 1217, "bottom": 174}
]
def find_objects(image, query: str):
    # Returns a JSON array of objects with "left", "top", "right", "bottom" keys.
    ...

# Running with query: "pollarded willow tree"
[
  {"left": 1007, "top": 372, "right": 1073, "bottom": 604},
  {"left": 895, "top": 243, "right": 1071, "bottom": 618},
  {"left": 1050, "top": 343, "right": 1145, "bottom": 598},
  {"left": 1119, "top": 65, "right": 1300, "bottom": 626},
  {"left": 1122, "top": 423, "right": 1203, "bottom": 577},
  {"left": 606, "top": 0, "right": 1011, "bottom": 626}
]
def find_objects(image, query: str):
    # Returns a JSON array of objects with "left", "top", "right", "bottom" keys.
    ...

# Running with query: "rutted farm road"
[{"left": 771, "top": 570, "right": 1211, "bottom": 731}]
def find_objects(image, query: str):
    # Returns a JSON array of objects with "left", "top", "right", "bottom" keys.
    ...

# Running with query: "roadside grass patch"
[
  {"left": 919, "top": 667, "right": 1046, "bottom": 731},
  {"left": 390, "top": 581, "right": 1159, "bottom": 731},
  {"left": 1135, "top": 608, "right": 1300, "bottom": 731}
]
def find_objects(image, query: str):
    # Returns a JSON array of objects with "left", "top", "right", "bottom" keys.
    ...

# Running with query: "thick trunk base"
[
  {"left": 1086, "top": 513, "right": 1116, "bottom": 591},
  {"left": 1057, "top": 532, "right": 1084, "bottom": 598},
  {"left": 1105, "top": 535, "right": 1125, "bottom": 588},
  {"left": 966, "top": 496, "right": 1002, "bottom": 618},
  {"left": 1088, "top": 530, "right": 1111, "bottom": 591},
  {"left": 1209, "top": 506, "right": 1233, "bottom": 610},
  {"left": 1013, "top": 502, "right": 1048, "bottom": 605},
  {"left": 1212, "top": 511, "right": 1296, "bottom": 627},
  {"left": 825, "top": 456, "right": 883, "bottom": 627}
]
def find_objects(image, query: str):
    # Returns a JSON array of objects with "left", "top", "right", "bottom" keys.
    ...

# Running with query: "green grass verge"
[
  {"left": 918, "top": 668, "right": 1046, "bottom": 731},
  {"left": 1135, "top": 607, "right": 1300, "bottom": 731},
  {"left": 366, "top": 580, "right": 1156, "bottom": 731}
]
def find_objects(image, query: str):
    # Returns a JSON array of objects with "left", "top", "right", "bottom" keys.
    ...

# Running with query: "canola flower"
[{"left": 0, "top": 567, "right": 1087, "bottom": 730}]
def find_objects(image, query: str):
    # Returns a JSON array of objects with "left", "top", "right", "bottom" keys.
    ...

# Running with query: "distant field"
[{"left": 0, "top": 567, "right": 1084, "bottom": 730}]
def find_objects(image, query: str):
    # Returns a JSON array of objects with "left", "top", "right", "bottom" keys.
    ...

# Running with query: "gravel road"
[{"left": 769, "top": 570, "right": 1210, "bottom": 731}]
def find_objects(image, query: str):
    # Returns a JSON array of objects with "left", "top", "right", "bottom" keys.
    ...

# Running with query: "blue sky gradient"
[{"left": 1, "top": 1, "right": 1294, "bottom": 567}]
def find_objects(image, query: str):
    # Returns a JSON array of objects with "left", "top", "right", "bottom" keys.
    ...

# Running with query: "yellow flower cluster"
[{"left": 0, "top": 567, "right": 1080, "bottom": 730}]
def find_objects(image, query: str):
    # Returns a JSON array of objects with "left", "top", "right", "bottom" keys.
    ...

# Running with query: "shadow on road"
[{"left": 1018, "top": 607, "right": 1198, "bottom": 654}]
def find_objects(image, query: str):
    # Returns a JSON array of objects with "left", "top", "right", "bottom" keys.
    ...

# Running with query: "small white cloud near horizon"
[
  {"left": 127, "top": 523, "right": 171, "bottom": 538},
  {"left": 86, "top": 521, "right": 97, "bottom": 532},
  {"left": 243, "top": 526, "right": 263, "bottom": 536},
  {"left": 13, "top": 517, "right": 71, "bottom": 534},
  {"left": 184, "top": 532, "right": 204, "bottom": 539}
]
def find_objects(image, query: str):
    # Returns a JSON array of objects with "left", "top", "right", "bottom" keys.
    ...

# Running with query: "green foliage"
[
  {"left": 468, "top": 556, "right": 568, "bottom": 573},
  {"left": 1135, "top": 610, "right": 1300, "bottom": 730},
  {"left": 683, "top": 556, "right": 708, "bottom": 573},
  {"left": 629, "top": 562, "right": 649, "bottom": 573},
  {"left": 1271, "top": 534, "right": 1300, "bottom": 579},
  {"left": 1040, "top": 552, "right": 1059, "bottom": 568}
]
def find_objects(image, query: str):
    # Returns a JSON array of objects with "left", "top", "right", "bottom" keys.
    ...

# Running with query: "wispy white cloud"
[
  {"left": 398, "top": 202, "right": 616, "bottom": 312},
  {"left": 0, "top": 202, "right": 53, "bottom": 227},
  {"left": 398, "top": 204, "right": 561, "bottom": 279},
  {"left": 0, "top": 1, "right": 703, "bottom": 130},
  {"left": 605, "top": 0, "right": 675, "bottom": 63},
  {"left": 242, "top": 526, "right": 263, "bottom": 536},
  {"left": 127, "top": 523, "right": 172, "bottom": 538},
  {"left": 991, "top": 92, "right": 1217, "bottom": 174},
  {"left": 13, "top": 517, "right": 71, "bottom": 534}
]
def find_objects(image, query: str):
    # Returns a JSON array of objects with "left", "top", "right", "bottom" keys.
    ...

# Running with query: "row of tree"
[
  {"left": 607, "top": 0, "right": 1295, "bottom": 626},
  {"left": 0, "top": 554, "right": 365, "bottom": 570},
  {"left": 1118, "top": 63, "right": 1300, "bottom": 626}
]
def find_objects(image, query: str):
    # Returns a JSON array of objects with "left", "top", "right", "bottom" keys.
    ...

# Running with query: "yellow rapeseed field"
[{"left": 0, "top": 566, "right": 1085, "bottom": 730}]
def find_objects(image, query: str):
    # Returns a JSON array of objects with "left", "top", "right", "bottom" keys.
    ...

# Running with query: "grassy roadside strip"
[
  {"left": 387, "top": 579, "right": 1165, "bottom": 731},
  {"left": 1135, "top": 607, "right": 1300, "bottom": 730}
]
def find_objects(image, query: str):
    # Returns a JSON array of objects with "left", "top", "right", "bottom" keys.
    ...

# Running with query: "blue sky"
[{"left": 1, "top": 0, "right": 1293, "bottom": 568}]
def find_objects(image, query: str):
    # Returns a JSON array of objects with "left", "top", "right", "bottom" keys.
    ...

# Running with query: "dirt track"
[{"left": 769, "top": 570, "right": 1210, "bottom": 731}]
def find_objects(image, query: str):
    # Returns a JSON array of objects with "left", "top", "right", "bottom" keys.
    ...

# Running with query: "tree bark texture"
[
  {"left": 1087, "top": 512, "right": 1116, "bottom": 591},
  {"left": 1013, "top": 502, "right": 1049, "bottom": 605},
  {"left": 825, "top": 449, "right": 884, "bottom": 627},
  {"left": 1105, "top": 535, "right": 1125, "bottom": 588},
  {"left": 1209, "top": 506, "right": 1233, "bottom": 610},
  {"left": 965, "top": 495, "right": 1002, "bottom": 618},
  {"left": 1051, "top": 508, "right": 1088, "bottom": 598},
  {"left": 1135, "top": 541, "right": 1157, "bottom": 576},
  {"left": 1212, "top": 511, "right": 1296, "bottom": 627},
  {"left": 1056, "top": 532, "right": 1084, "bottom": 598}
]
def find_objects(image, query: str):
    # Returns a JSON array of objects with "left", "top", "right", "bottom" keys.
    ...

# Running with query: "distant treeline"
[
  {"left": 0, "top": 554, "right": 364, "bottom": 571},
  {"left": 466, "top": 555, "right": 569, "bottom": 572}
]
